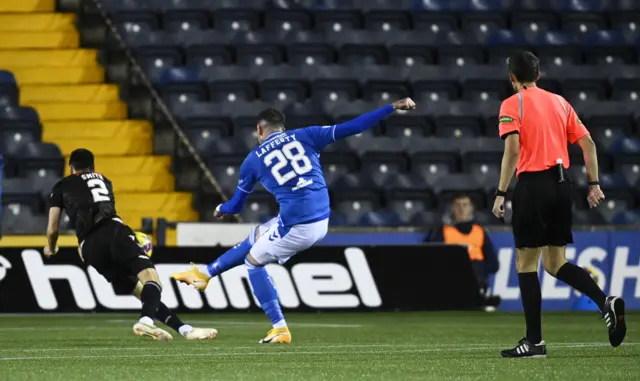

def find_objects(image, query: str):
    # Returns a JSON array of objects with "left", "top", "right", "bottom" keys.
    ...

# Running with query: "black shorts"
[
  {"left": 512, "top": 167, "right": 574, "bottom": 248},
  {"left": 80, "top": 219, "right": 153, "bottom": 291}
]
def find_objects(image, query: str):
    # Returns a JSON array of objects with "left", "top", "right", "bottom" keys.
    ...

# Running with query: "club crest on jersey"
[{"left": 499, "top": 116, "right": 514, "bottom": 123}]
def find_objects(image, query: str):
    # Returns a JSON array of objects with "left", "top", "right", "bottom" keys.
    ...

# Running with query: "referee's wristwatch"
[{"left": 495, "top": 189, "right": 507, "bottom": 197}]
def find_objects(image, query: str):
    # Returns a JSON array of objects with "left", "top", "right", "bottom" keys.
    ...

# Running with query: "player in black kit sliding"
[{"left": 45, "top": 148, "right": 216, "bottom": 341}]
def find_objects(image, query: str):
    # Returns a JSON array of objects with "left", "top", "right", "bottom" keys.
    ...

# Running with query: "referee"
[{"left": 492, "top": 51, "right": 627, "bottom": 358}]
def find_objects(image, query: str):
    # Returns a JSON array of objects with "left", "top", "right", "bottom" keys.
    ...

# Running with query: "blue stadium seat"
[
  {"left": 597, "top": 197, "right": 634, "bottom": 224},
  {"left": 485, "top": 29, "right": 528, "bottom": 45},
  {"left": 612, "top": 13, "right": 640, "bottom": 42},
  {"left": 561, "top": 13, "right": 606, "bottom": 39},
  {"left": 365, "top": 10, "right": 411, "bottom": 32},
  {"left": 333, "top": 190, "right": 380, "bottom": 225},
  {"left": 0, "top": 71, "right": 18, "bottom": 106},
  {"left": 552, "top": 0, "right": 607, "bottom": 12},
  {"left": 186, "top": 128, "right": 219, "bottom": 154},
  {"left": 583, "top": 30, "right": 627, "bottom": 46},
  {"left": 2, "top": 178, "right": 41, "bottom": 212},
  {"left": 384, "top": 117, "right": 434, "bottom": 139},
  {"left": 599, "top": 172, "right": 631, "bottom": 190},
  {"left": 573, "top": 209, "right": 606, "bottom": 225},
  {"left": 1, "top": 204, "right": 46, "bottom": 234},
  {"left": 163, "top": 10, "right": 209, "bottom": 33},
  {"left": 2, "top": 128, "right": 38, "bottom": 157},
  {"left": 87, "top": 0, "right": 640, "bottom": 227},
  {"left": 239, "top": 192, "right": 278, "bottom": 223},
  {"left": 610, "top": 137, "right": 640, "bottom": 154},
  {"left": 357, "top": 210, "right": 402, "bottom": 227},
  {"left": 331, "top": 172, "right": 374, "bottom": 190},
  {"left": 616, "top": 160, "right": 640, "bottom": 188},
  {"left": 185, "top": 45, "right": 233, "bottom": 67},
  {"left": 264, "top": 10, "right": 312, "bottom": 32},
  {"left": 611, "top": 79, "right": 640, "bottom": 101},
  {"left": 320, "top": 152, "right": 360, "bottom": 174},
  {"left": 208, "top": 156, "right": 244, "bottom": 195},
  {"left": 432, "top": 174, "right": 487, "bottom": 208},
  {"left": 512, "top": 13, "right": 560, "bottom": 34},
  {"left": 27, "top": 169, "right": 59, "bottom": 199},
  {"left": 314, "top": 10, "right": 362, "bottom": 32},
  {"left": 329, "top": 211, "right": 349, "bottom": 226},
  {"left": 0, "top": 106, "right": 39, "bottom": 122},
  {"left": 612, "top": 211, "right": 640, "bottom": 225},
  {"left": 181, "top": 118, "right": 232, "bottom": 138},
  {"left": 0, "top": 70, "right": 16, "bottom": 85},
  {"left": 214, "top": 9, "right": 259, "bottom": 32},
  {"left": 387, "top": 190, "right": 435, "bottom": 224},
  {"left": 617, "top": 0, "right": 640, "bottom": 11}
]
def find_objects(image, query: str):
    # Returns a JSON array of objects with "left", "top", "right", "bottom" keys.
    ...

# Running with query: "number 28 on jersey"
[{"left": 262, "top": 140, "right": 313, "bottom": 186}]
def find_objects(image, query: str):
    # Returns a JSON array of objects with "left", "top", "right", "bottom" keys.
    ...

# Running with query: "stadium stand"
[
  {"left": 2, "top": 0, "right": 640, "bottom": 231},
  {"left": 0, "top": 0, "right": 197, "bottom": 234}
]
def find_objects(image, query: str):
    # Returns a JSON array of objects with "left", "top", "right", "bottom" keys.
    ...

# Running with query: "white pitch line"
[
  {"left": 104, "top": 319, "right": 363, "bottom": 328},
  {"left": 0, "top": 321, "right": 363, "bottom": 331},
  {"left": 0, "top": 326, "right": 116, "bottom": 331},
  {"left": 0, "top": 343, "right": 495, "bottom": 353},
  {"left": 0, "top": 342, "right": 635, "bottom": 359},
  {"left": 1, "top": 342, "right": 636, "bottom": 361}
]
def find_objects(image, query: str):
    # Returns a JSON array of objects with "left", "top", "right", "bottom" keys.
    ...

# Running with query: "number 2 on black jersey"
[{"left": 87, "top": 178, "right": 110, "bottom": 202}]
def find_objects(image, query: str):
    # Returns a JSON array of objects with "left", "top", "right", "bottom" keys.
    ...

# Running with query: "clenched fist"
[{"left": 391, "top": 98, "right": 416, "bottom": 111}]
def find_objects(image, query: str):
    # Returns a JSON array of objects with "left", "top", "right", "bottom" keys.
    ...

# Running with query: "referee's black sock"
[
  {"left": 155, "top": 302, "right": 186, "bottom": 333},
  {"left": 555, "top": 262, "right": 606, "bottom": 311},
  {"left": 140, "top": 281, "right": 162, "bottom": 322},
  {"left": 518, "top": 272, "right": 543, "bottom": 344}
]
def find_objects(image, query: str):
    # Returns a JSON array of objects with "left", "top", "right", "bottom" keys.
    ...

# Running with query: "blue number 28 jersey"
[
  {"left": 217, "top": 105, "right": 396, "bottom": 227},
  {"left": 237, "top": 126, "right": 336, "bottom": 227}
]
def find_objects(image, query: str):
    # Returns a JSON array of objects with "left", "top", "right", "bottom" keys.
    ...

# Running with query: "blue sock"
[
  {"left": 206, "top": 237, "right": 251, "bottom": 277},
  {"left": 247, "top": 263, "right": 286, "bottom": 327}
]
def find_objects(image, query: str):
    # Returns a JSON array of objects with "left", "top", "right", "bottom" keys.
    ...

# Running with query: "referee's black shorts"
[
  {"left": 512, "top": 167, "right": 574, "bottom": 249},
  {"left": 81, "top": 219, "right": 154, "bottom": 289}
]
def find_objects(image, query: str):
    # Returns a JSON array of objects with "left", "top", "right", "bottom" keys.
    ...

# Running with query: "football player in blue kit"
[{"left": 173, "top": 98, "right": 416, "bottom": 343}]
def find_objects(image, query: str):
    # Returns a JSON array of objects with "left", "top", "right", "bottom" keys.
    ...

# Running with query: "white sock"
[
  {"left": 273, "top": 319, "right": 287, "bottom": 329},
  {"left": 139, "top": 316, "right": 154, "bottom": 326},
  {"left": 179, "top": 324, "right": 193, "bottom": 337}
]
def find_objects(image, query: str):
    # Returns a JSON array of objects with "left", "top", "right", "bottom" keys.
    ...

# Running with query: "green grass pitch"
[{"left": 0, "top": 312, "right": 637, "bottom": 380}]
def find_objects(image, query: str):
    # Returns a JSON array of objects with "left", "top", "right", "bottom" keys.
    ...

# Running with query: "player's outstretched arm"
[
  {"left": 213, "top": 157, "right": 256, "bottom": 219},
  {"left": 214, "top": 188, "right": 250, "bottom": 218},
  {"left": 332, "top": 98, "right": 416, "bottom": 140}
]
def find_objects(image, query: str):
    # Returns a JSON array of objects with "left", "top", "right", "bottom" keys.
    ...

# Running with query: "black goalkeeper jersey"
[{"left": 49, "top": 172, "right": 119, "bottom": 242}]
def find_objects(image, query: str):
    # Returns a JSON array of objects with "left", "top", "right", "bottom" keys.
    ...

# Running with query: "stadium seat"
[
  {"left": 357, "top": 210, "right": 403, "bottom": 227},
  {"left": 239, "top": 192, "right": 278, "bottom": 223},
  {"left": 7, "top": 0, "right": 640, "bottom": 230},
  {"left": 2, "top": 204, "right": 46, "bottom": 234},
  {"left": 387, "top": 189, "right": 435, "bottom": 225},
  {"left": 333, "top": 190, "right": 380, "bottom": 226}
]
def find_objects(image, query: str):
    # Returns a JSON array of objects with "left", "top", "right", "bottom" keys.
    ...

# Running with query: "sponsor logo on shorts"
[
  {"left": 499, "top": 116, "right": 514, "bottom": 123},
  {"left": 20, "top": 248, "right": 382, "bottom": 311}
]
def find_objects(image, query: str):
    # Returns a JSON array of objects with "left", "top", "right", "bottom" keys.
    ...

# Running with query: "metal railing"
[{"left": 91, "top": 0, "right": 240, "bottom": 222}]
